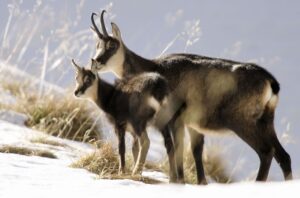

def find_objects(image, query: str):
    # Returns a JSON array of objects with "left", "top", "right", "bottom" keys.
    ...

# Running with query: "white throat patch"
[
  {"left": 93, "top": 43, "right": 125, "bottom": 78},
  {"left": 107, "top": 44, "right": 125, "bottom": 78}
]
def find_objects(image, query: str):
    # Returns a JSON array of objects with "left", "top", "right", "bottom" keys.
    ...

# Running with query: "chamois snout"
[
  {"left": 74, "top": 83, "right": 88, "bottom": 97},
  {"left": 74, "top": 88, "right": 82, "bottom": 97},
  {"left": 91, "top": 58, "right": 104, "bottom": 71}
]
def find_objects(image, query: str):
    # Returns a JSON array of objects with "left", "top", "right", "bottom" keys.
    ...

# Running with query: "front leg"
[
  {"left": 162, "top": 103, "right": 186, "bottom": 183},
  {"left": 173, "top": 121, "right": 185, "bottom": 183},
  {"left": 132, "top": 131, "right": 150, "bottom": 175},
  {"left": 115, "top": 125, "right": 126, "bottom": 175},
  {"left": 161, "top": 123, "right": 177, "bottom": 183},
  {"left": 188, "top": 128, "right": 207, "bottom": 185}
]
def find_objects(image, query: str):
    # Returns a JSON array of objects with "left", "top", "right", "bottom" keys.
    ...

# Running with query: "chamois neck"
[
  {"left": 124, "top": 46, "right": 158, "bottom": 74},
  {"left": 94, "top": 78, "right": 115, "bottom": 114}
]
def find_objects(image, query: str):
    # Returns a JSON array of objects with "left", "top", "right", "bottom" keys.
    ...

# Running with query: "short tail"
[
  {"left": 270, "top": 80, "right": 280, "bottom": 95},
  {"left": 151, "top": 78, "right": 169, "bottom": 103},
  {"left": 263, "top": 79, "right": 279, "bottom": 118}
]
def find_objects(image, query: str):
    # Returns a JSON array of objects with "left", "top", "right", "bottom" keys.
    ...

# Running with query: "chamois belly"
[
  {"left": 182, "top": 102, "right": 232, "bottom": 135},
  {"left": 188, "top": 123, "right": 232, "bottom": 135}
]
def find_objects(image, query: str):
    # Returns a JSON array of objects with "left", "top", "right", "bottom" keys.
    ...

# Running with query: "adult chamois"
[
  {"left": 71, "top": 59, "right": 170, "bottom": 175},
  {"left": 89, "top": 11, "right": 292, "bottom": 183}
]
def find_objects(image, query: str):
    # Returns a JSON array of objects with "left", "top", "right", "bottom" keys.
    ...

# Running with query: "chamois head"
[
  {"left": 71, "top": 59, "right": 98, "bottom": 100},
  {"left": 90, "top": 10, "right": 125, "bottom": 77}
]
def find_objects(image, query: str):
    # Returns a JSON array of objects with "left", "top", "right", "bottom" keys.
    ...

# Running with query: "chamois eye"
[
  {"left": 107, "top": 41, "right": 117, "bottom": 50},
  {"left": 84, "top": 77, "right": 91, "bottom": 84}
]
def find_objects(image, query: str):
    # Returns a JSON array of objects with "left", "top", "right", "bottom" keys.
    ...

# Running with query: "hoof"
[
  {"left": 132, "top": 166, "right": 143, "bottom": 176},
  {"left": 198, "top": 179, "right": 208, "bottom": 185},
  {"left": 118, "top": 168, "right": 125, "bottom": 175},
  {"left": 132, "top": 169, "right": 142, "bottom": 176},
  {"left": 285, "top": 172, "right": 293, "bottom": 180},
  {"left": 171, "top": 178, "right": 185, "bottom": 184}
]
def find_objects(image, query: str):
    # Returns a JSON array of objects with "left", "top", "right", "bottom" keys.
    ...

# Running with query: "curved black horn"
[
  {"left": 100, "top": 10, "right": 109, "bottom": 38},
  {"left": 91, "top": 13, "right": 103, "bottom": 39},
  {"left": 71, "top": 59, "right": 80, "bottom": 69}
]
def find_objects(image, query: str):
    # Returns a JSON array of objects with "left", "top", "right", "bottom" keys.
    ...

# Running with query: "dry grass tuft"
[
  {"left": 23, "top": 94, "right": 101, "bottom": 142},
  {"left": 71, "top": 142, "right": 119, "bottom": 176},
  {"left": 71, "top": 142, "right": 162, "bottom": 184},
  {"left": 0, "top": 145, "right": 57, "bottom": 159},
  {"left": 1, "top": 80, "right": 102, "bottom": 142},
  {"left": 30, "top": 137, "right": 67, "bottom": 147}
]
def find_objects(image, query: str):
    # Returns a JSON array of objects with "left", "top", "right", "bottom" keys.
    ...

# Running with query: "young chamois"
[
  {"left": 71, "top": 59, "right": 169, "bottom": 175},
  {"left": 89, "top": 11, "right": 292, "bottom": 183}
]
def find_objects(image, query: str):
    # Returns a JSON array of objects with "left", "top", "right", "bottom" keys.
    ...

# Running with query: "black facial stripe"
[
  {"left": 82, "top": 69, "right": 96, "bottom": 80},
  {"left": 77, "top": 84, "right": 87, "bottom": 94},
  {"left": 77, "top": 70, "right": 96, "bottom": 94},
  {"left": 77, "top": 80, "right": 92, "bottom": 94},
  {"left": 95, "top": 39, "right": 119, "bottom": 64}
]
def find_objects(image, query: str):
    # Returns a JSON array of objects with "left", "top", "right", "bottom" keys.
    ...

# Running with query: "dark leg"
[
  {"left": 271, "top": 131, "right": 292, "bottom": 180},
  {"left": 115, "top": 125, "right": 126, "bottom": 174},
  {"left": 256, "top": 144, "right": 274, "bottom": 181},
  {"left": 229, "top": 122, "right": 274, "bottom": 181},
  {"left": 161, "top": 124, "right": 177, "bottom": 182},
  {"left": 257, "top": 105, "right": 292, "bottom": 181},
  {"left": 188, "top": 128, "right": 207, "bottom": 184},
  {"left": 173, "top": 121, "right": 185, "bottom": 183}
]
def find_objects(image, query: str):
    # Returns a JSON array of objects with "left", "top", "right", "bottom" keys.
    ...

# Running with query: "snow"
[{"left": 0, "top": 116, "right": 300, "bottom": 198}]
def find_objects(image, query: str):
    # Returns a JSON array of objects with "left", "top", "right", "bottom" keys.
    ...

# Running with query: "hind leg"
[
  {"left": 132, "top": 135, "right": 139, "bottom": 164},
  {"left": 230, "top": 123, "right": 274, "bottom": 181},
  {"left": 257, "top": 106, "right": 292, "bottom": 180},
  {"left": 132, "top": 131, "right": 150, "bottom": 175},
  {"left": 244, "top": 136, "right": 274, "bottom": 181},
  {"left": 256, "top": 143, "right": 274, "bottom": 181},
  {"left": 271, "top": 132, "right": 292, "bottom": 180},
  {"left": 239, "top": 131, "right": 274, "bottom": 181}
]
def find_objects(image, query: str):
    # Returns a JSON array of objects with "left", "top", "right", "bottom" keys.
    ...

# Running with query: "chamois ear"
[
  {"left": 90, "top": 59, "right": 98, "bottom": 74},
  {"left": 111, "top": 22, "right": 122, "bottom": 41}
]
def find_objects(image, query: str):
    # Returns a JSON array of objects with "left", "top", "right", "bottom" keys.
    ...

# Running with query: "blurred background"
[{"left": 0, "top": 0, "right": 299, "bottom": 181}]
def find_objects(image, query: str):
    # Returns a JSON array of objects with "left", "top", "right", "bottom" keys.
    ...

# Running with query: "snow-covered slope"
[{"left": 0, "top": 116, "right": 300, "bottom": 198}]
